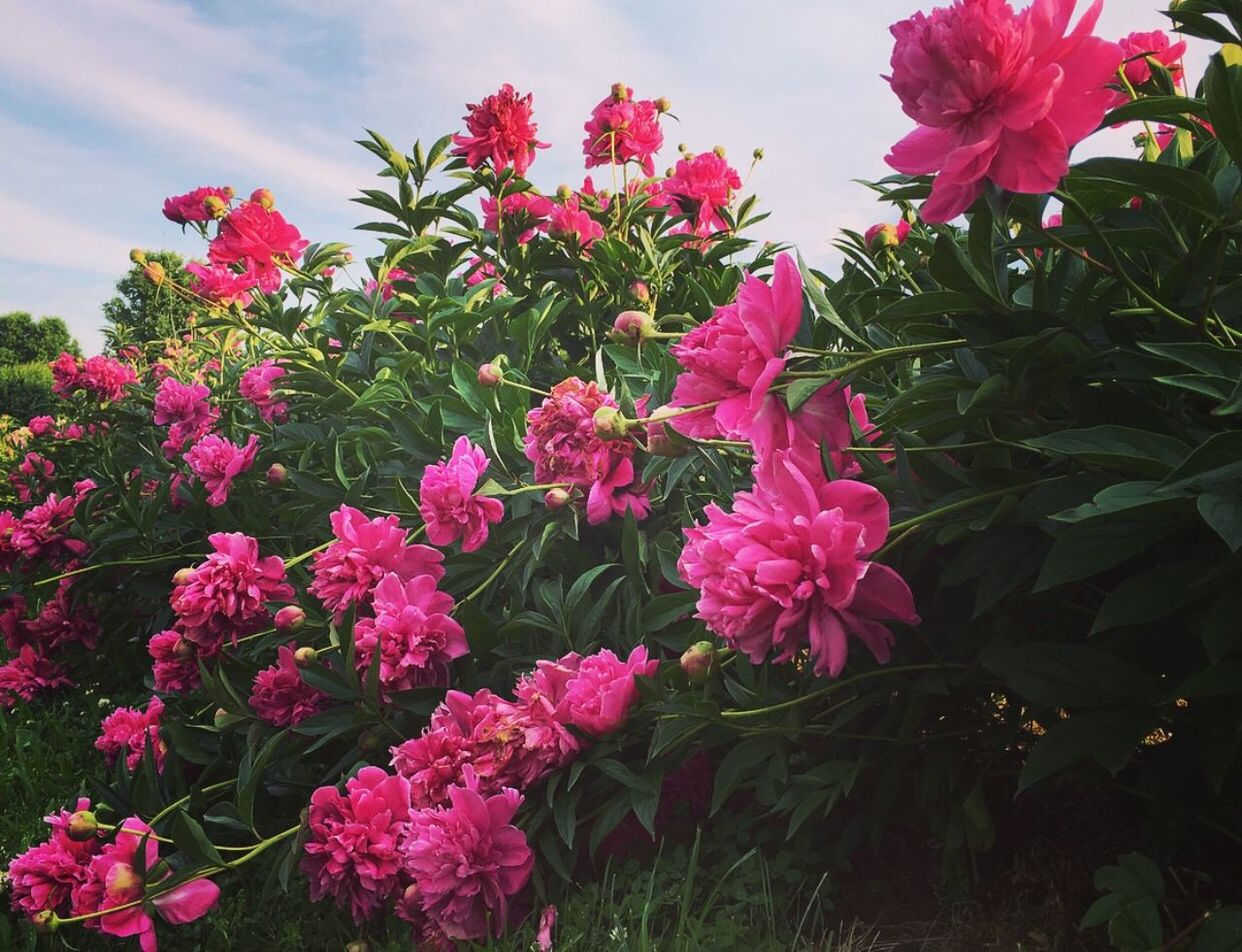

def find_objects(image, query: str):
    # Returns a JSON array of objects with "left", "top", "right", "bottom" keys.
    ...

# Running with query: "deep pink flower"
[
  {"left": 163, "top": 185, "right": 233, "bottom": 224},
  {"left": 365, "top": 266, "right": 416, "bottom": 303},
  {"left": 11, "top": 492, "right": 89, "bottom": 565},
  {"left": 885, "top": 0, "right": 1123, "bottom": 222},
  {"left": 653, "top": 150, "right": 742, "bottom": 240},
  {"left": 402, "top": 768, "right": 533, "bottom": 940},
  {"left": 463, "top": 256, "right": 505, "bottom": 296},
  {"left": 310, "top": 505, "right": 444, "bottom": 620},
  {"left": 95, "top": 697, "right": 166, "bottom": 772},
  {"left": 451, "top": 84, "right": 548, "bottom": 177},
  {"left": 547, "top": 195, "right": 605, "bottom": 249},
  {"left": 1119, "top": 29, "right": 1185, "bottom": 87},
  {"left": 524, "top": 377, "right": 630, "bottom": 487},
  {"left": 183, "top": 432, "right": 260, "bottom": 507},
  {"left": 747, "top": 382, "right": 877, "bottom": 482},
  {"left": 147, "top": 629, "right": 202, "bottom": 694},
  {"left": 238, "top": 360, "right": 288, "bottom": 423},
  {"left": 559, "top": 646, "right": 656, "bottom": 736},
  {"left": 481, "top": 191, "right": 554, "bottom": 243},
  {"left": 23, "top": 578, "right": 100, "bottom": 653},
  {"left": 250, "top": 644, "right": 329, "bottom": 726},
  {"left": 0, "top": 646, "right": 73, "bottom": 707},
  {"left": 154, "top": 377, "right": 218, "bottom": 458},
  {"left": 537, "top": 905, "right": 557, "bottom": 952},
  {"left": 301, "top": 766, "right": 413, "bottom": 924},
  {"left": 7, "top": 797, "right": 99, "bottom": 919},
  {"left": 585, "top": 456, "right": 650, "bottom": 526},
  {"left": 208, "top": 200, "right": 307, "bottom": 281},
  {"left": 0, "top": 593, "right": 27, "bottom": 650},
  {"left": 668, "top": 254, "right": 803, "bottom": 442},
  {"left": 185, "top": 261, "right": 257, "bottom": 307},
  {"left": 53, "top": 354, "right": 137, "bottom": 402},
  {"left": 583, "top": 86, "right": 664, "bottom": 176},
  {"left": 678, "top": 453, "right": 919, "bottom": 678},
  {"left": 28, "top": 415, "right": 56, "bottom": 436},
  {"left": 169, "top": 531, "right": 293, "bottom": 650},
  {"left": 419, "top": 436, "right": 505, "bottom": 552},
  {"left": 49, "top": 352, "right": 82, "bottom": 398}
]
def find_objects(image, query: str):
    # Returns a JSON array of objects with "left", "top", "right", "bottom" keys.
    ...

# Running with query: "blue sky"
[{"left": 0, "top": 0, "right": 1204, "bottom": 354}]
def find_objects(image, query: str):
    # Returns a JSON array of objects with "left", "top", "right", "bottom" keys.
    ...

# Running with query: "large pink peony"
[
  {"left": 402, "top": 768, "right": 533, "bottom": 940},
  {"left": 451, "top": 84, "right": 548, "bottom": 177},
  {"left": 481, "top": 191, "right": 553, "bottom": 243},
  {"left": 301, "top": 766, "right": 413, "bottom": 924},
  {"left": 154, "top": 377, "right": 218, "bottom": 458},
  {"left": 95, "top": 696, "right": 166, "bottom": 773},
  {"left": 547, "top": 195, "right": 605, "bottom": 249},
  {"left": 582, "top": 85, "right": 664, "bottom": 175},
  {"left": 310, "top": 505, "right": 444, "bottom": 619},
  {"left": 208, "top": 200, "right": 306, "bottom": 292},
  {"left": 238, "top": 359, "right": 288, "bottom": 423},
  {"left": 185, "top": 261, "right": 258, "bottom": 307},
  {"left": 885, "top": 0, "right": 1123, "bottom": 222},
  {"left": 147, "top": 629, "right": 202, "bottom": 694},
  {"left": 163, "top": 185, "right": 233, "bottom": 224},
  {"left": 11, "top": 490, "right": 90, "bottom": 565},
  {"left": 183, "top": 432, "right": 259, "bottom": 507},
  {"left": 678, "top": 453, "right": 919, "bottom": 678},
  {"left": 7, "top": 797, "right": 100, "bottom": 919},
  {"left": 419, "top": 436, "right": 505, "bottom": 552},
  {"left": 653, "top": 150, "right": 742, "bottom": 240},
  {"left": 250, "top": 644, "right": 329, "bottom": 726},
  {"left": 559, "top": 646, "right": 657, "bottom": 736}
]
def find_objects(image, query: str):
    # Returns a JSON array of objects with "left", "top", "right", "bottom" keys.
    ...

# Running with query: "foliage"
[
  {"left": 0, "top": 313, "right": 79, "bottom": 367},
  {"left": 0, "top": 363, "right": 55, "bottom": 421},
  {"left": 101, "top": 250, "right": 197, "bottom": 349}
]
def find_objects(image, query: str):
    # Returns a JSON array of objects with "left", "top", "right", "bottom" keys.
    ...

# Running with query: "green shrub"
[{"left": 0, "top": 362, "right": 54, "bottom": 421}]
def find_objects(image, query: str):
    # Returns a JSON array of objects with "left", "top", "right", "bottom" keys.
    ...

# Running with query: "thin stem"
[{"left": 720, "top": 663, "right": 968, "bottom": 720}]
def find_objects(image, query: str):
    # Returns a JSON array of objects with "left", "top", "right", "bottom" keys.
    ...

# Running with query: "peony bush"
[{"left": 4, "top": 0, "right": 1242, "bottom": 948}]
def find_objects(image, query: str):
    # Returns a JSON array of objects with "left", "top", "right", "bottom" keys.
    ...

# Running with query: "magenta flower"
[
  {"left": 451, "top": 84, "right": 549, "bottom": 177},
  {"left": 23, "top": 578, "right": 101, "bottom": 653},
  {"left": 0, "top": 646, "right": 73, "bottom": 707},
  {"left": 481, "top": 191, "right": 553, "bottom": 243},
  {"left": 310, "top": 505, "right": 444, "bottom": 620},
  {"left": 365, "top": 266, "right": 416, "bottom": 303},
  {"left": 11, "top": 491, "right": 90, "bottom": 565},
  {"left": 154, "top": 377, "right": 218, "bottom": 458},
  {"left": 238, "top": 360, "right": 289, "bottom": 423},
  {"left": 183, "top": 432, "right": 259, "bottom": 507},
  {"left": 147, "top": 630, "right": 202, "bottom": 694},
  {"left": 463, "top": 256, "right": 505, "bottom": 296},
  {"left": 402, "top": 769, "right": 533, "bottom": 940},
  {"left": 419, "top": 437, "right": 505, "bottom": 552},
  {"left": 169, "top": 531, "right": 293, "bottom": 650},
  {"left": 208, "top": 200, "right": 306, "bottom": 288},
  {"left": 163, "top": 185, "right": 233, "bottom": 224},
  {"left": 747, "top": 382, "right": 875, "bottom": 484},
  {"left": 582, "top": 85, "right": 664, "bottom": 175},
  {"left": 524, "top": 377, "right": 625, "bottom": 486},
  {"left": 668, "top": 254, "right": 803, "bottom": 442},
  {"left": 653, "top": 150, "right": 742, "bottom": 240},
  {"left": 185, "top": 261, "right": 257, "bottom": 307},
  {"left": 678, "top": 453, "right": 919, "bottom": 678},
  {"left": 547, "top": 195, "right": 605, "bottom": 250},
  {"left": 559, "top": 646, "right": 656, "bottom": 736},
  {"left": 7, "top": 797, "right": 100, "bottom": 919},
  {"left": 301, "top": 766, "right": 413, "bottom": 924},
  {"left": 1119, "top": 29, "right": 1185, "bottom": 87},
  {"left": 585, "top": 456, "right": 650, "bottom": 527},
  {"left": 51, "top": 353, "right": 137, "bottom": 403},
  {"left": 250, "top": 644, "right": 329, "bottom": 726},
  {"left": 885, "top": 0, "right": 1123, "bottom": 222},
  {"left": 95, "top": 696, "right": 166, "bottom": 773}
]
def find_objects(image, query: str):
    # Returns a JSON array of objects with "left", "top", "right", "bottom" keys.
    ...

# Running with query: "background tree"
[
  {"left": 101, "top": 249, "right": 196, "bottom": 349},
  {"left": 0, "top": 311, "right": 80, "bottom": 365}
]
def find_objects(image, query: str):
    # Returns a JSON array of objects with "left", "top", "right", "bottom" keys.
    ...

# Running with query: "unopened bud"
[
  {"left": 629, "top": 280, "right": 650, "bottom": 304},
  {"left": 753, "top": 147, "right": 764, "bottom": 161},
  {"left": 608, "top": 310, "right": 655, "bottom": 344},
  {"left": 250, "top": 188, "right": 275, "bottom": 210},
  {"left": 294, "top": 646, "right": 318, "bottom": 667},
  {"left": 275, "top": 605, "right": 306, "bottom": 634},
  {"left": 66, "top": 810, "right": 98, "bottom": 841},
  {"left": 172, "top": 567, "right": 195, "bottom": 586},
  {"left": 544, "top": 488, "right": 571, "bottom": 510},
  {"left": 654, "top": 96, "right": 672, "bottom": 113},
  {"left": 266, "top": 462, "right": 288, "bottom": 487},
  {"left": 593, "top": 406, "right": 630, "bottom": 441},
  {"left": 213, "top": 707, "right": 231, "bottom": 729},
  {"left": 32, "top": 910, "right": 59, "bottom": 934},
  {"left": 611, "top": 82, "right": 629, "bottom": 102},
  {"left": 677, "top": 143, "right": 690, "bottom": 155},
  {"left": 346, "top": 942, "right": 369, "bottom": 952},
  {"left": 143, "top": 261, "right": 166, "bottom": 286},
  {"left": 680, "top": 641, "right": 716, "bottom": 683},
  {"left": 172, "top": 637, "right": 195, "bottom": 662},
  {"left": 477, "top": 363, "right": 503, "bottom": 388},
  {"left": 647, "top": 419, "right": 686, "bottom": 458},
  {"left": 713, "top": 145, "right": 727, "bottom": 159},
  {"left": 203, "top": 195, "right": 228, "bottom": 219},
  {"left": 358, "top": 730, "right": 383, "bottom": 752},
  {"left": 555, "top": 184, "right": 573, "bottom": 201},
  {"left": 129, "top": 248, "right": 147, "bottom": 265}
]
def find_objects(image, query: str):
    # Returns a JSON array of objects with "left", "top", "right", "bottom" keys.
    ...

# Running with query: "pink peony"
[
  {"left": 419, "top": 436, "right": 505, "bottom": 552},
  {"left": 524, "top": 377, "right": 629, "bottom": 486},
  {"left": 11, "top": 491, "right": 90, "bottom": 565},
  {"left": 864, "top": 219, "right": 912, "bottom": 251},
  {"left": 365, "top": 266, "right": 416, "bottom": 303},
  {"left": 885, "top": 0, "right": 1123, "bottom": 222},
  {"left": 28, "top": 414, "right": 56, "bottom": 436},
  {"left": 183, "top": 432, "right": 260, "bottom": 507},
  {"left": 402, "top": 768, "right": 533, "bottom": 940},
  {"left": 163, "top": 185, "right": 233, "bottom": 224},
  {"left": 250, "top": 644, "right": 329, "bottom": 726},
  {"left": 169, "top": 531, "right": 293, "bottom": 650},
  {"left": 238, "top": 360, "right": 288, "bottom": 423},
  {"left": 582, "top": 86, "right": 664, "bottom": 175},
  {"left": 51, "top": 354, "right": 137, "bottom": 403},
  {"left": 653, "top": 150, "right": 742, "bottom": 240},
  {"left": 559, "top": 646, "right": 656, "bottom": 736},
  {"left": 451, "top": 84, "right": 548, "bottom": 177},
  {"left": 748, "top": 382, "right": 877, "bottom": 483},
  {"left": 678, "top": 452, "right": 919, "bottom": 678},
  {"left": 1119, "top": 29, "right": 1185, "bottom": 87},
  {"left": 463, "top": 256, "right": 505, "bottom": 296},
  {"left": 208, "top": 200, "right": 306, "bottom": 287},
  {"left": 6, "top": 797, "right": 100, "bottom": 919},
  {"left": 185, "top": 261, "right": 257, "bottom": 307},
  {"left": 154, "top": 377, "right": 218, "bottom": 458},
  {"left": 481, "top": 191, "right": 554, "bottom": 243},
  {"left": 301, "top": 766, "right": 413, "bottom": 924},
  {"left": 0, "top": 646, "right": 73, "bottom": 707},
  {"left": 310, "top": 505, "right": 444, "bottom": 619},
  {"left": 22, "top": 578, "right": 100, "bottom": 653},
  {"left": 668, "top": 254, "right": 802, "bottom": 443},
  {"left": 147, "top": 629, "right": 202, "bottom": 694},
  {"left": 95, "top": 696, "right": 166, "bottom": 773},
  {"left": 547, "top": 195, "right": 605, "bottom": 249},
  {"left": 585, "top": 455, "right": 650, "bottom": 526}
]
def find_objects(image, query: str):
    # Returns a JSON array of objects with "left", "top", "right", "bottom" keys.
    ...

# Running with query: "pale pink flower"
[
  {"left": 583, "top": 86, "right": 664, "bottom": 175},
  {"left": 238, "top": 360, "right": 288, "bottom": 423},
  {"left": 250, "top": 644, "right": 329, "bottom": 726},
  {"left": 419, "top": 436, "right": 504, "bottom": 552},
  {"left": 886, "top": 0, "right": 1123, "bottom": 222},
  {"left": 451, "top": 84, "right": 549, "bottom": 177},
  {"left": 560, "top": 646, "right": 656, "bottom": 736},
  {"left": 95, "top": 697, "right": 166, "bottom": 773},
  {"left": 537, "top": 905, "right": 557, "bottom": 952},
  {"left": 183, "top": 433, "right": 260, "bottom": 507},
  {"left": 163, "top": 185, "right": 233, "bottom": 224}
]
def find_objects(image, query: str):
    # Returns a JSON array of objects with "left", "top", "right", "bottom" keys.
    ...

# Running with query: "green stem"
[
  {"left": 720, "top": 663, "right": 967, "bottom": 720},
  {"left": 888, "top": 478, "right": 1062, "bottom": 536}
]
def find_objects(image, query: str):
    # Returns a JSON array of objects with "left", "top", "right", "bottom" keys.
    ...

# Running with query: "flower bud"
[
  {"left": 593, "top": 406, "right": 630, "bottom": 441},
  {"left": 346, "top": 942, "right": 369, "bottom": 952},
  {"left": 655, "top": 96, "right": 672, "bottom": 113},
  {"left": 646, "top": 419, "right": 686, "bottom": 458},
  {"left": 143, "top": 262, "right": 166, "bottom": 286},
  {"left": 275, "top": 605, "right": 306, "bottom": 634},
  {"left": 611, "top": 82, "right": 629, "bottom": 102},
  {"left": 250, "top": 188, "right": 275, "bottom": 210},
  {"left": 32, "top": 910, "right": 59, "bottom": 934},
  {"left": 544, "top": 487, "right": 571, "bottom": 510},
  {"left": 294, "top": 646, "right": 318, "bottom": 667},
  {"left": 203, "top": 194, "right": 228, "bottom": 219},
  {"left": 555, "top": 184, "right": 573, "bottom": 201},
  {"left": 753, "top": 147, "right": 765, "bottom": 161},
  {"left": 66, "top": 810, "right": 98, "bottom": 841},
  {"left": 358, "top": 730, "right": 383, "bottom": 752},
  {"left": 477, "top": 362, "right": 503, "bottom": 388},
  {"left": 713, "top": 145, "right": 727, "bottom": 159},
  {"left": 213, "top": 707, "right": 231, "bottom": 729},
  {"left": 680, "top": 640, "right": 716, "bottom": 683},
  {"left": 172, "top": 567, "right": 195, "bottom": 586},
  {"left": 172, "top": 637, "right": 195, "bottom": 662},
  {"left": 608, "top": 310, "right": 655, "bottom": 345},
  {"left": 629, "top": 280, "right": 650, "bottom": 304},
  {"left": 266, "top": 462, "right": 288, "bottom": 487},
  {"left": 129, "top": 248, "right": 147, "bottom": 265}
]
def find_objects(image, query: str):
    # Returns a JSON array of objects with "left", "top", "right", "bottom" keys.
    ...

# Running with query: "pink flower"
[
  {"left": 208, "top": 200, "right": 307, "bottom": 284},
  {"left": 163, "top": 185, "right": 233, "bottom": 224},
  {"left": 71, "top": 817, "right": 220, "bottom": 951},
  {"left": 239, "top": 360, "right": 288, "bottom": 423},
  {"left": 7, "top": 797, "right": 100, "bottom": 919},
  {"left": 310, "top": 505, "right": 444, "bottom": 620},
  {"left": 547, "top": 195, "right": 605, "bottom": 249},
  {"left": 419, "top": 436, "right": 505, "bottom": 552},
  {"left": 481, "top": 191, "right": 554, "bottom": 243},
  {"left": 537, "top": 905, "right": 557, "bottom": 952},
  {"left": 1119, "top": 29, "right": 1185, "bottom": 87},
  {"left": 402, "top": 769, "right": 533, "bottom": 940},
  {"left": 864, "top": 220, "right": 912, "bottom": 251},
  {"left": 668, "top": 254, "right": 803, "bottom": 442},
  {"left": 49, "top": 352, "right": 82, "bottom": 397},
  {"left": 463, "top": 256, "right": 505, "bottom": 296},
  {"left": 301, "top": 766, "right": 413, "bottom": 924},
  {"left": 250, "top": 644, "right": 329, "bottom": 726},
  {"left": 23, "top": 578, "right": 100, "bottom": 653},
  {"left": 0, "top": 646, "right": 73, "bottom": 707},
  {"left": 559, "top": 646, "right": 656, "bottom": 736},
  {"left": 524, "top": 377, "right": 629, "bottom": 487},
  {"left": 353, "top": 573, "right": 467, "bottom": 702},
  {"left": 169, "top": 532, "right": 293, "bottom": 650},
  {"left": 147, "top": 630, "right": 202, "bottom": 694},
  {"left": 11, "top": 492, "right": 89, "bottom": 565},
  {"left": 678, "top": 453, "right": 919, "bottom": 678},
  {"left": 585, "top": 456, "right": 650, "bottom": 526},
  {"left": 748, "top": 382, "right": 874, "bottom": 482},
  {"left": 365, "top": 266, "right": 416, "bottom": 303},
  {"left": 51, "top": 354, "right": 137, "bottom": 402},
  {"left": 582, "top": 86, "right": 664, "bottom": 175},
  {"left": 183, "top": 432, "right": 260, "bottom": 507},
  {"left": 451, "top": 84, "right": 549, "bottom": 177},
  {"left": 95, "top": 697, "right": 166, "bottom": 772},
  {"left": 28, "top": 415, "right": 56, "bottom": 436},
  {"left": 185, "top": 261, "right": 257, "bottom": 307},
  {"left": 885, "top": 0, "right": 1123, "bottom": 222},
  {"left": 653, "top": 150, "right": 742, "bottom": 239},
  {"left": 154, "top": 377, "right": 218, "bottom": 458}
]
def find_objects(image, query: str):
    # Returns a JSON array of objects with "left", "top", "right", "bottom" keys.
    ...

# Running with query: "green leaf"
[
  {"left": 170, "top": 811, "right": 226, "bottom": 867},
  {"left": 710, "top": 737, "right": 773, "bottom": 815},
  {"left": 640, "top": 591, "right": 698, "bottom": 633},
  {"left": 1091, "top": 563, "right": 1206, "bottom": 634},
  {"left": 1199, "top": 488, "right": 1242, "bottom": 551},
  {"left": 983, "top": 641, "right": 1160, "bottom": 708},
  {"left": 1069, "top": 157, "right": 1220, "bottom": 219},
  {"left": 1160, "top": 432, "right": 1242, "bottom": 489},
  {"left": 874, "top": 290, "right": 979, "bottom": 324},
  {"left": 1018, "top": 709, "right": 1155, "bottom": 791},
  {"left": 1024, "top": 426, "right": 1190, "bottom": 477},
  {"left": 1033, "top": 517, "right": 1180, "bottom": 592},
  {"left": 1206, "top": 44, "right": 1242, "bottom": 169},
  {"left": 1195, "top": 905, "right": 1242, "bottom": 952}
]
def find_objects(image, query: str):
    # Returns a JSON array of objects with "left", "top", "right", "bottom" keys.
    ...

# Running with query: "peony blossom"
[
  {"left": 582, "top": 86, "right": 664, "bottom": 175},
  {"left": 0, "top": 646, "right": 73, "bottom": 707},
  {"left": 451, "top": 83, "right": 548, "bottom": 177},
  {"left": 402, "top": 768, "right": 533, "bottom": 940},
  {"left": 1119, "top": 29, "right": 1185, "bottom": 87},
  {"left": 365, "top": 266, "right": 415, "bottom": 303},
  {"left": 481, "top": 191, "right": 554, "bottom": 243},
  {"left": 559, "top": 646, "right": 657, "bottom": 736},
  {"left": 51, "top": 353, "right": 137, "bottom": 403},
  {"left": 310, "top": 505, "right": 444, "bottom": 619},
  {"left": 10, "top": 491, "right": 90, "bottom": 565},
  {"left": 147, "top": 629, "right": 202, "bottom": 694},
  {"left": 748, "top": 382, "right": 877, "bottom": 483},
  {"left": 463, "top": 256, "right": 505, "bottom": 296},
  {"left": 238, "top": 360, "right": 288, "bottom": 423},
  {"left": 185, "top": 261, "right": 257, "bottom": 307},
  {"left": 22, "top": 578, "right": 101, "bottom": 653},
  {"left": 208, "top": 200, "right": 306, "bottom": 291},
  {"left": 154, "top": 377, "right": 218, "bottom": 458},
  {"left": 885, "top": 0, "right": 1123, "bottom": 222},
  {"left": 864, "top": 220, "right": 912, "bottom": 251},
  {"left": 163, "top": 185, "right": 233, "bottom": 225},
  {"left": 547, "top": 195, "right": 605, "bottom": 250},
  {"left": 585, "top": 456, "right": 650, "bottom": 526},
  {"left": 301, "top": 766, "right": 413, "bottom": 924},
  {"left": 250, "top": 644, "right": 329, "bottom": 726},
  {"left": 7, "top": 797, "right": 100, "bottom": 919},
  {"left": 95, "top": 696, "right": 166, "bottom": 773},
  {"left": 653, "top": 150, "right": 742, "bottom": 240},
  {"left": 678, "top": 452, "right": 919, "bottom": 678},
  {"left": 183, "top": 433, "right": 260, "bottom": 507},
  {"left": 419, "top": 436, "right": 505, "bottom": 552}
]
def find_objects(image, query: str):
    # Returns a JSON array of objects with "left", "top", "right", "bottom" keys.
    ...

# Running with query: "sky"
[{"left": 0, "top": 0, "right": 1206, "bottom": 355}]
